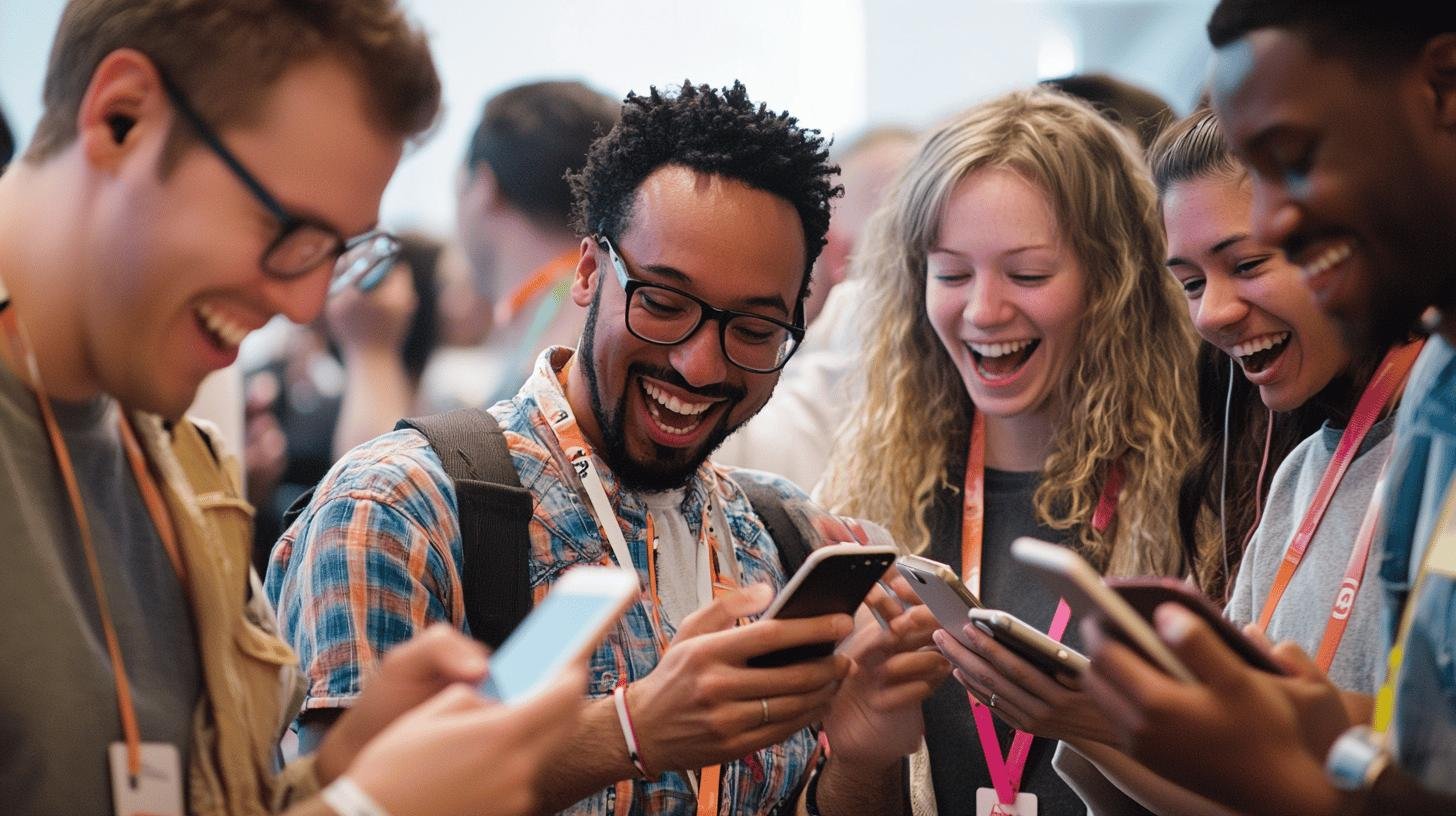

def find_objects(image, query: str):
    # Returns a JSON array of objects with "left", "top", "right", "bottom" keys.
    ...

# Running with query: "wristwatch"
[{"left": 1326, "top": 725, "right": 1391, "bottom": 792}]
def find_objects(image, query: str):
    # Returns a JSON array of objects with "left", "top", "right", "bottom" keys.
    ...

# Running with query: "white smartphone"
[
  {"left": 747, "top": 542, "right": 898, "bottom": 668},
  {"left": 966, "top": 608, "right": 1090, "bottom": 677},
  {"left": 896, "top": 554, "right": 982, "bottom": 649},
  {"left": 1010, "top": 537, "right": 1195, "bottom": 681},
  {"left": 479, "top": 566, "right": 640, "bottom": 702}
]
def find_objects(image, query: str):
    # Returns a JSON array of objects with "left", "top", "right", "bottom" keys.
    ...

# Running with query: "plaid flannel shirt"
[{"left": 266, "top": 347, "right": 821, "bottom": 815}]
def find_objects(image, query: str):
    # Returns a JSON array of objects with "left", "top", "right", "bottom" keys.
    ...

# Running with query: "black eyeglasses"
[
  {"left": 596, "top": 235, "right": 804, "bottom": 373},
  {"left": 156, "top": 71, "right": 398, "bottom": 294}
]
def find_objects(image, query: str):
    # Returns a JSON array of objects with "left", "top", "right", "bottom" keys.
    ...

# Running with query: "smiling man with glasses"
[
  {"left": 273, "top": 81, "right": 949, "bottom": 816},
  {"left": 0, "top": 3, "right": 594, "bottom": 816}
]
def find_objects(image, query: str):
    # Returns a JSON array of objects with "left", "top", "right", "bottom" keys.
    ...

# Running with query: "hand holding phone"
[
  {"left": 746, "top": 542, "right": 898, "bottom": 667},
  {"left": 967, "top": 608, "right": 1089, "bottom": 677},
  {"left": 1012, "top": 538, "right": 1280, "bottom": 679},
  {"left": 479, "top": 566, "right": 638, "bottom": 702}
]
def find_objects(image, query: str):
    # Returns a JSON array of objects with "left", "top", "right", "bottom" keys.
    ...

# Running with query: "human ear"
[
  {"left": 1421, "top": 33, "right": 1456, "bottom": 130},
  {"left": 77, "top": 48, "right": 168, "bottom": 171},
  {"left": 570, "top": 237, "right": 598, "bottom": 307}
]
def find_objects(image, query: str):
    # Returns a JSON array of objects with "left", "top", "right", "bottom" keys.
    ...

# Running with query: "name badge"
[
  {"left": 109, "top": 742, "right": 183, "bottom": 816},
  {"left": 976, "top": 788, "right": 1037, "bottom": 816}
]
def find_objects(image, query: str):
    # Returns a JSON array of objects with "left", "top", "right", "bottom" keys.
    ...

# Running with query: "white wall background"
[{"left": 1, "top": 0, "right": 1215, "bottom": 234}]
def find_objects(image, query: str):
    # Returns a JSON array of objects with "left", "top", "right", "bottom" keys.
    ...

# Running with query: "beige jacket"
[{"left": 132, "top": 412, "right": 320, "bottom": 815}]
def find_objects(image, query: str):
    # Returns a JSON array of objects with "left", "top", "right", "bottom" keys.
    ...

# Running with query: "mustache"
[{"left": 629, "top": 363, "right": 746, "bottom": 402}]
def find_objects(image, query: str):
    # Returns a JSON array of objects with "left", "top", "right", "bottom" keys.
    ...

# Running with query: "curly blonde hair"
[{"left": 820, "top": 88, "right": 1198, "bottom": 577}]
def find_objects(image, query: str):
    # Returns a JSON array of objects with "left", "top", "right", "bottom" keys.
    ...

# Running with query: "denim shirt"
[
  {"left": 1376, "top": 335, "right": 1456, "bottom": 793},
  {"left": 268, "top": 347, "right": 819, "bottom": 815}
]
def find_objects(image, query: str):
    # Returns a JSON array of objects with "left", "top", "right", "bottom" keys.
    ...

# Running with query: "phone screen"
[{"left": 481, "top": 589, "right": 621, "bottom": 702}]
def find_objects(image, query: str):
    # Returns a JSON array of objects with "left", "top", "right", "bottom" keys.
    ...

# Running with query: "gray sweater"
[{"left": 1225, "top": 415, "right": 1395, "bottom": 692}]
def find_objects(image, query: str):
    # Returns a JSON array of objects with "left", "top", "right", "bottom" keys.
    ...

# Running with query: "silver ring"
[
  {"left": 760, "top": 697, "right": 771, "bottom": 726},
  {"left": 989, "top": 692, "right": 999, "bottom": 709}
]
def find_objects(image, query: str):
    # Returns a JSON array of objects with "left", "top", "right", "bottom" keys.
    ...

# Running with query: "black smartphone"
[
  {"left": 1109, "top": 578, "right": 1283, "bottom": 674},
  {"left": 746, "top": 543, "right": 898, "bottom": 668}
]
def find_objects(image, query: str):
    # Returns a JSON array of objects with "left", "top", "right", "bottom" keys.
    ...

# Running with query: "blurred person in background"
[
  {"left": 1040, "top": 73, "right": 1174, "bottom": 152},
  {"left": 420, "top": 79, "right": 620, "bottom": 411},
  {"left": 713, "top": 126, "right": 917, "bottom": 491},
  {"left": 244, "top": 233, "right": 442, "bottom": 571}
]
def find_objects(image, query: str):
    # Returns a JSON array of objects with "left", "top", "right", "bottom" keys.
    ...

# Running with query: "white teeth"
[
  {"left": 195, "top": 302, "right": 250, "bottom": 350},
  {"left": 1303, "top": 243, "right": 1352, "bottom": 278},
  {"left": 1230, "top": 331, "right": 1290, "bottom": 358},
  {"left": 968, "top": 339, "right": 1035, "bottom": 358},
  {"left": 640, "top": 380, "right": 712, "bottom": 416}
]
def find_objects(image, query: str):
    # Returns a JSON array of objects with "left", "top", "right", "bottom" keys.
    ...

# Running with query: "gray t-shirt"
[
  {"left": 1225, "top": 415, "right": 1395, "bottom": 693},
  {"left": 0, "top": 362, "right": 201, "bottom": 815}
]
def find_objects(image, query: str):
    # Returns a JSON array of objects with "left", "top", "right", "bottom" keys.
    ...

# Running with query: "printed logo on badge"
[
  {"left": 1332, "top": 579, "right": 1358, "bottom": 620},
  {"left": 976, "top": 788, "right": 1037, "bottom": 816}
]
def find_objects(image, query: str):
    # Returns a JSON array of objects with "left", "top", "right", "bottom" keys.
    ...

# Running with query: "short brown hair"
[{"left": 27, "top": 0, "right": 440, "bottom": 162}]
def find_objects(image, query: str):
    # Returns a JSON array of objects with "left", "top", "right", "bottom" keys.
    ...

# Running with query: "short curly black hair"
[
  {"left": 569, "top": 81, "right": 841, "bottom": 314},
  {"left": 1208, "top": 1, "right": 1455, "bottom": 68}
]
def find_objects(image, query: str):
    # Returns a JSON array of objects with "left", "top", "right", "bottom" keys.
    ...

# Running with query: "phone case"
[
  {"left": 896, "top": 555, "right": 981, "bottom": 649},
  {"left": 748, "top": 544, "right": 897, "bottom": 668},
  {"left": 967, "top": 608, "right": 1089, "bottom": 676},
  {"left": 1109, "top": 578, "right": 1282, "bottom": 673}
]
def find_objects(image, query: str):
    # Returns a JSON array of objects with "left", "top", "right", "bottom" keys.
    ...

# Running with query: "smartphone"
[
  {"left": 967, "top": 608, "right": 1089, "bottom": 677},
  {"left": 747, "top": 542, "right": 898, "bottom": 668},
  {"left": 1110, "top": 578, "right": 1282, "bottom": 674},
  {"left": 1010, "top": 537, "right": 1196, "bottom": 681},
  {"left": 479, "top": 566, "right": 639, "bottom": 702},
  {"left": 896, "top": 555, "right": 982, "bottom": 649}
]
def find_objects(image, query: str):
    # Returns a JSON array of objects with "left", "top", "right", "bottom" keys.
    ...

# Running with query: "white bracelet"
[
  {"left": 613, "top": 684, "right": 652, "bottom": 779},
  {"left": 321, "top": 776, "right": 392, "bottom": 816}
]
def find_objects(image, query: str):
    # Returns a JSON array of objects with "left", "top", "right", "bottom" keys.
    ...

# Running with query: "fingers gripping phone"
[
  {"left": 897, "top": 554, "right": 1087, "bottom": 677},
  {"left": 1109, "top": 578, "right": 1283, "bottom": 674},
  {"left": 746, "top": 543, "right": 898, "bottom": 668},
  {"left": 480, "top": 566, "right": 639, "bottom": 703},
  {"left": 895, "top": 555, "right": 982, "bottom": 648},
  {"left": 966, "top": 608, "right": 1089, "bottom": 677},
  {"left": 1012, "top": 537, "right": 1282, "bottom": 680}
]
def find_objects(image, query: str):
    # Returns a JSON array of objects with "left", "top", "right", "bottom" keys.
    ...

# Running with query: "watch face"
[{"left": 1326, "top": 725, "right": 1386, "bottom": 792}]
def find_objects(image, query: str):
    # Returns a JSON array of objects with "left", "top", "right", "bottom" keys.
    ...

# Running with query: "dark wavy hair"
[{"left": 569, "top": 80, "right": 840, "bottom": 310}]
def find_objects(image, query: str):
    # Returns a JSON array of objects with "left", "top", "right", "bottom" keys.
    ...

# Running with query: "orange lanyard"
[
  {"left": 961, "top": 410, "right": 1121, "bottom": 805},
  {"left": 1254, "top": 341, "right": 1423, "bottom": 673},
  {"left": 544, "top": 364, "right": 735, "bottom": 815},
  {"left": 0, "top": 289, "right": 184, "bottom": 782},
  {"left": 492, "top": 248, "right": 578, "bottom": 327}
]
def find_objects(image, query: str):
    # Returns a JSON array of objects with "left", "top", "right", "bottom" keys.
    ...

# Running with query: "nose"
[
  {"left": 965, "top": 274, "right": 1013, "bottom": 329},
  {"left": 1193, "top": 271, "right": 1250, "bottom": 341},
  {"left": 1249, "top": 178, "right": 1301, "bottom": 254},
  {"left": 261, "top": 262, "right": 332, "bottom": 325},
  {"left": 667, "top": 319, "right": 730, "bottom": 388}
]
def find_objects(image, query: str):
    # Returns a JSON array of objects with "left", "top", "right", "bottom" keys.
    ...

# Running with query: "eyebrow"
[
  {"left": 637, "top": 262, "right": 791, "bottom": 316},
  {"left": 1166, "top": 233, "right": 1251, "bottom": 267},
  {"left": 928, "top": 243, "right": 1055, "bottom": 258}
]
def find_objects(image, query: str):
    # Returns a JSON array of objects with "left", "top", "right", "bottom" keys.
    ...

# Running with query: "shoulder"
[{"left": 300, "top": 428, "right": 458, "bottom": 536}]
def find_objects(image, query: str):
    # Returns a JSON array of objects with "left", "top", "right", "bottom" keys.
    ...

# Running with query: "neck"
[
  {"left": 0, "top": 157, "right": 99, "bottom": 402},
  {"left": 563, "top": 351, "right": 605, "bottom": 452},
  {"left": 492, "top": 216, "right": 578, "bottom": 302},
  {"left": 981, "top": 410, "right": 1053, "bottom": 472}
]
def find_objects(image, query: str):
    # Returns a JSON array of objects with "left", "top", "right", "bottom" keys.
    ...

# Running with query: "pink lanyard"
[
  {"left": 961, "top": 411, "right": 1120, "bottom": 805},
  {"left": 1254, "top": 340, "right": 1423, "bottom": 672}
]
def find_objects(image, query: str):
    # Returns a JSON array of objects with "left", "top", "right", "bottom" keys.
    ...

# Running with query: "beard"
[{"left": 577, "top": 288, "right": 751, "bottom": 492}]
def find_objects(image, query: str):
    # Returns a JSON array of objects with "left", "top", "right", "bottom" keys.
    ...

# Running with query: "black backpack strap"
[
  {"left": 736, "top": 478, "right": 811, "bottom": 579},
  {"left": 394, "top": 409, "right": 534, "bottom": 650}
]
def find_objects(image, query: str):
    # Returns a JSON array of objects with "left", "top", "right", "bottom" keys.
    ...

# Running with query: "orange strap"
[
  {"left": 493, "top": 248, "right": 578, "bottom": 327},
  {"left": 0, "top": 295, "right": 182, "bottom": 781},
  {"left": 1255, "top": 340, "right": 1423, "bottom": 670},
  {"left": 960, "top": 410, "right": 1120, "bottom": 804}
]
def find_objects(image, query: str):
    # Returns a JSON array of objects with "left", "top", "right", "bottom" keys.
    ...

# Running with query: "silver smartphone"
[
  {"left": 896, "top": 554, "right": 982, "bottom": 649},
  {"left": 966, "top": 608, "right": 1089, "bottom": 677}
]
